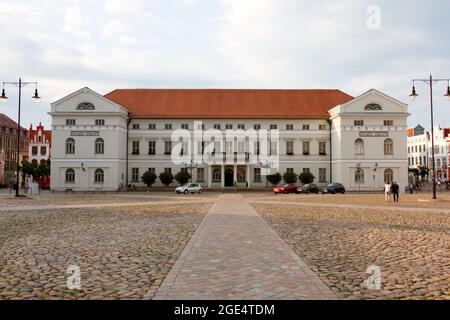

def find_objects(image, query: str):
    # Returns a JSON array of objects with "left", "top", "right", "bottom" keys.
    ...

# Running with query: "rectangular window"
[
  {"left": 303, "top": 168, "right": 310, "bottom": 174},
  {"left": 287, "top": 168, "right": 294, "bottom": 174},
  {"left": 132, "top": 141, "right": 140, "bottom": 155},
  {"left": 197, "top": 141, "right": 205, "bottom": 155},
  {"left": 384, "top": 120, "right": 394, "bottom": 126},
  {"left": 286, "top": 141, "right": 294, "bottom": 155},
  {"left": 165, "top": 124, "right": 172, "bottom": 130},
  {"left": 148, "top": 168, "right": 155, "bottom": 175},
  {"left": 181, "top": 124, "right": 189, "bottom": 130},
  {"left": 286, "top": 124, "right": 294, "bottom": 130},
  {"left": 148, "top": 141, "right": 156, "bottom": 155},
  {"left": 132, "top": 123, "right": 140, "bottom": 130},
  {"left": 354, "top": 120, "right": 364, "bottom": 126},
  {"left": 131, "top": 168, "right": 139, "bottom": 182},
  {"left": 214, "top": 141, "right": 221, "bottom": 153},
  {"left": 302, "top": 124, "right": 310, "bottom": 130},
  {"left": 32, "top": 146, "right": 38, "bottom": 155},
  {"left": 254, "top": 124, "right": 261, "bottom": 130},
  {"left": 254, "top": 141, "right": 260, "bottom": 155},
  {"left": 319, "top": 168, "right": 327, "bottom": 183},
  {"left": 270, "top": 141, "right": 278, "bottom": 155},
  {"left": 319, "top": 141, "right": 326, "bottom": 155},
  {"left": 237, "top": 141, "right": 245, "bottom": 153},
  {"left": 237, "top": 124, "right": 245, "bottom": 130},
  {"left": 225, "top": 141, "right": 233, "bottom": 154},
  {"left": 180, "top": 141, "right": 188, "bottom": 155},
  {"left": 95, "top": 119, "right": 105, "bottom": 126},
  {"left": 41, "top": 146, "right": 47, "bottom": 155},
  {"left": 66, "top": 119, "right": 76, "bottom": 126},
  {"left": 214, "top": 124, "right": 221, "bottom": 130},
  {"left": 226, "top": 124, "right": 233, "bottom": 130},
  {"left": 164, "top": 141, "right": 172, "bottom": 155},
  {"left": 164, "top": 168, "right": 172, "bottom": 174},
  {"left": 302, "top": 141, "right": 310, "bottom": 155},
  {"left": 270, "top": 124, "right": 277, "bottom": 130},
  {"left": 197, "top": 168, "right": 205, "bottom": 182},
  {"left": 254, "top": 168, "right": 261, "bottom": 182},
  {"left": 319, "top": 124, "right": 327, "bottom": 130},
  {"left": 148, "top": 124, "right": 156, "bottom": 130}
]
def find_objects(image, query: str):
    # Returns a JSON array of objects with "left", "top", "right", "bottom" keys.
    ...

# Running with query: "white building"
[{"left": 49, "top": 87, "right": 409, "bottom": 192}]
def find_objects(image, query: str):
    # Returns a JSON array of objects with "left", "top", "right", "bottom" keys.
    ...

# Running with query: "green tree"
[
  {"left": 266, "top": 172, "right": 282, "bottom": 186},
  {"left": 142, "top": 170, "right": 157, "bottom": 187},
  {"left": 36, "top": 163, "right": 50, "bottom": 180},
  {"left": 298, "top": 172, "right": 315, "bottom": 184},
  {"left": 418, "top": 166, "right": 429, "bottom": 181},
  {"left": 283, "top": 171, "right": 298, "bottom": 184},
  {"left": 175, "top": 170, "right": 192, "bottom": 186},
  {"left": 21, "top": 160, "right": 36, "bottom": 178},
  {"left": 159, "top": 171, "right": 174, "bottom": 186}
]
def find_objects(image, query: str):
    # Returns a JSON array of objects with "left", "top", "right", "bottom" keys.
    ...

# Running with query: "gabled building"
[{"left": 29, "top": 122, "right": 52, "bottom": 166}]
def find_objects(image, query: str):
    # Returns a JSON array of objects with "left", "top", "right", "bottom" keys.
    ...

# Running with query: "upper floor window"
[
  {"left": 286, "top": 141, "right": 294, "bottom": 155},
  {"left": 181, "top": 124, "right": 189, "bottom": 130},
  {"left": 286, "top": 124, "right": 294, "bottom": 130},
  {"left": 384, "top": 120, "right": 394, "bottom": 126},
  {"left": 94, "top": 169, "right": 104, "bottom": 183},
  {"left": 77, "top": 102, "right": 95, "bottom": 110},
  {"left": 32, "top": 146, "right": 38, "bottom": 155},
  {"left": 319, "top": 124, "right": 327, "bottom": 130},
  {"left": 132, "top": 123, "right": 140, "bottom": 130},
  {"left": 384, "top": 138, "right": 394, "bottom": 156},
  {"left": 302, "top": 124, "right": 310, "bottom": 130},
  {"left": 355, "top": 139, "right": 364, "bottom": 155},
  {"left": 132, "top": 141, "right": 140, "bottom": 155},
  {"left": 302, "top": 141, "right": 310, "bottom": 155},
  {"left": 214, "top": 124, "right": 221, "bottom": 130},
  {"left": 354, "top": 120, "right": 364, "bottom": 126},
  {"left": 254, "top": 124, "right": 261, "bottom": 130},
  {"left": 164, "top": 141, "right": 172, "bottom": 155},
  {"left": 66, "top": 119, "right": 76, "bottom": 126},
  {"left": 65, "top": 138, "right": 75, "bottom": 154},
  {"left": 148, "top": 124, "right": 156, "bottom": 130},
  {"left": 40, "top": 146, "right": 47, "bottom": 155},
  {"left": 270, "top": 124, "right": 277, "bottom": 130},
  {"left": 319, "top": 141, "right": 326, "bottom": 155},
  {"left": 165, "top": 124, "right": 172, "bottom": 130},
  {"left": 95, "top": 138, "right": 104, "bottom": 155},
  {"left": 148, "top": 141, "right": 156, "bottom": 155},
  {"left": 237, "top": 124, "right": 245, "bottom": 130},
  {"left": 225, "top": 124, "right": 233, "bottom": 130},
  {"left": 95, "top": 119, "right": 105, "bottom": 126}
]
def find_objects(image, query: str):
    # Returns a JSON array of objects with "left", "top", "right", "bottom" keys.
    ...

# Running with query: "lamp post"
[
  {"left": 0, "top": 78, "right": 41, "bottom": 197},
  {"left": 183, "top": 160, "right": 198, "bottom": 183},
  {"left": 409, "top": 75, "right": 450, "bottom": 199},
  {"left": 260, "top": 160, "right": 272, "bottom": 188}
]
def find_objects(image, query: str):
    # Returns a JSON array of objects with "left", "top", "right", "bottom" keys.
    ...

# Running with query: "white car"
[{"left": 175, "top": 183, "right": 203, "bottom": 194}]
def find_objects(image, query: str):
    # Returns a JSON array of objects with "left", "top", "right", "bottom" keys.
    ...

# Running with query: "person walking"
[
  {"left": 384, "top": 181, "right": 392, "bottom": 202},
  {"left": 391, "top": 181, "right": 399, "bottom": 203}
]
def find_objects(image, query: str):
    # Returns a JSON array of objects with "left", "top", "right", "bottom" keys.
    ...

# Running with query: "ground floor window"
[
  {"left": 237, "top": 167, "right": 246, "bottom": 182},
  {"left": 384, "top": 168, "right": 394, "bottom": 184},
  {"left": 131, "top": 168, "right": 139, "bottom": 182},
  {"left": 197, "top": 168, "right": 205, "bottom": 182},
  {"left": 95, "top": 169, "right": 104, "bottom": 183},
  {"left": 355, "top": 168, "right": 365, "bottom": 183},
  {"left": 212, "top": 167, "right": 221, "bottom": 182},
  {"left": 65, "top": 168, "right": 75, "bottom": 183},
  {"left": 254, "top": 168, "right": 261, "bottom": 182},
  {"left": 319, "top": 168, "right": 327, "bottom": 183}
]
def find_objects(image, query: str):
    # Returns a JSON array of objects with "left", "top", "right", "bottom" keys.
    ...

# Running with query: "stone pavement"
[{"left": 154, "top": 194, "right": 336, "bottom": 300}]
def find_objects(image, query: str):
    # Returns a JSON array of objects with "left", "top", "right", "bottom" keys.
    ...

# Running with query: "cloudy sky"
[{"left": 0, "top": 0, "right": 449, "bottom": 129}]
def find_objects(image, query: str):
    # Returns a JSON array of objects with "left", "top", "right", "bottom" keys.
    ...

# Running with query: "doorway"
[{"left": 225, "top": 168, "right": 234, "bottom": 187}]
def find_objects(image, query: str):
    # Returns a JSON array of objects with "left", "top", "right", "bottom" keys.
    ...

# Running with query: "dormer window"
[{"left": 77, "top": 102, "right": 95, "bottom": 110}]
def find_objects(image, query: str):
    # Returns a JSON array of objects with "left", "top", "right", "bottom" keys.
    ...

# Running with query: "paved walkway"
[{"left": 154, "top": 194, "right": 335, "bottom": 300}]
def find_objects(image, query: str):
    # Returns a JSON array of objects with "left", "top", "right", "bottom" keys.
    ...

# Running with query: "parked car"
[
  {"left": 273, "top": 184, "right": 298, "bottom": 194},
  {"left": 322, "top": 183, "right": 346, "bottom": 194},
  {"left": 297, "top": 184, "right": 320, "bottom": 194},
  {"left": 176, "top": 183, "right": 203, "bottom": 194}
]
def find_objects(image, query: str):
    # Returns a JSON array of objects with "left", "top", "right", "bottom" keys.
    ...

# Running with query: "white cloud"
[{"left": 63, "top": 6, "right": 91, "bottom": 39}]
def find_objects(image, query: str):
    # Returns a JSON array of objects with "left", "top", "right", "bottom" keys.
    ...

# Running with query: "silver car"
[{"left": 175, "top": 183, "right": 203, "bottom": 194}]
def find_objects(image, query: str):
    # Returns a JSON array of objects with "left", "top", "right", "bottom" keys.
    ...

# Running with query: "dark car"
[
  {"left": 322, "top": 183, "right": 346, "bottom": 194},
  {"left": 273, "top": 184, "right": 298, "bottom": 194},
  {"left": 297, "top": 184, "right": 320, "bottom": 194}
]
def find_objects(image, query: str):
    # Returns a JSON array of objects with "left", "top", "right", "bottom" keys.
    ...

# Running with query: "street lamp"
[
  {"left": 1, "top": 78, "right": 40, "bottom": 197},
  {"left": 183, "top": 160, "right": 198, "bottom": 183},
  {"left": 409, "top": 75, "right": 449, "bottom": 199},
  {"left": 260, "top": 160, "right": 273, "bottom": 188}
]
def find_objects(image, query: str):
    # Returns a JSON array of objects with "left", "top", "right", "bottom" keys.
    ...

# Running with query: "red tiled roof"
[
  {"left": 104, "top": 89, "right": 354, "bottom": 119},
  {"left": 29, "top": 123, "right": 52, "bottom": 145},
  {"left": 0, "top": 113, "right": 27, "bottom": 131}
]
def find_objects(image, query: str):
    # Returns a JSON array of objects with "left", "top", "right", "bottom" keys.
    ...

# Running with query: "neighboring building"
[
  {"left": 29, "top": 122, "right": 52, "bottom": 166},
  {"left": 0, "top": 113, "right": 29, "bottom": 185},
  {"left": 447, "top": 133, "right": 450, "bottom": 180},
  {"left": 49, "top": 87, "right": 409, "bottom": 192}
]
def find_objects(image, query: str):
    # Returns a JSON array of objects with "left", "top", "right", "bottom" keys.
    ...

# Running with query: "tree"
[
  {"left": 36, "top": 163, "right": 50, "bottom": 180},
  {"left": 159, "top": 171, "right": 174, "bottom": 186},
  {"left": 142, "top": 170, "right": 157, "bottom": 187},
  {"left": 283, "top": 171, "right": 297, "bottom": 184},
  {"left": 418, "top": 166, "right": 429, "bottom": 181},
  {"left": 298, "top": 172, "right": 315, "bottom": 184},
  {"left": 266, "top": 172, "right": 282, "bottom": 186},
  {"left": 175, "top": 170, "right": 192, "bottom": 186},
  {"left": 21, "top": 160, "right": 36, "bottom": 178}
]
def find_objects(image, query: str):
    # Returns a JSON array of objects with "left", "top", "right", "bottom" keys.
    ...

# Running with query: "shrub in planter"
[
  {"left": 159, "top": 171, "right": 174, "bottom": 186},
  {"left": 175, "top": 171, "right": 192, "bottom": 186},
  {"left": 142, "top": 171, "right": 157, "bottom": 187},
  {"left": 266, "top": 172, "right": 282, "bottom": 186},
  {"left": 298, "top": 172, "right": 315, "bottom": 184},
  {"left": 283, "top": 171, "right": 298, "bottom": 184}
]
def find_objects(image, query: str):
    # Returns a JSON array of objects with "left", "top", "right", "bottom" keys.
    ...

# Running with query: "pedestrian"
[
  {"left": 392, "top": 181, "right": 399, "bottom": 203},
  {"left": 233, "top": 181, "right": 237, "bottom": 192},
  {"left": 384, "top": 181, "right": 391, "bottom": 202},
  {"left": 409, "top": 182, "right": 413, "bottom": 194}
]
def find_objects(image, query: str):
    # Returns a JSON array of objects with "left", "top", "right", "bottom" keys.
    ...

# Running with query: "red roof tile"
[{"left": 104, "top": 89, "right": 354, "bottom": 119}]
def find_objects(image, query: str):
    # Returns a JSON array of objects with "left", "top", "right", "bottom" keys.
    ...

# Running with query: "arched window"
[
  {"left": 355, "top": 168, "right": 365, "bottom": 183},
  {"left": 65, "top": 169, "right": 75, "bottom": 183},
  {"left": 354, "top": 139, "right": 364, "bottom": 155},
  {"left": 95, "top": 169, "right": 104, "bottom": 183},
  {"left": 384, "top": 169, "right": 393, "bottom": 184},
  {"left": 66, "top": 138, "right": 75, "bottom": 154},
  {"left": 384, "top": 138, "right": 394, "bottom": 155},
  {"left": 95, "top": 138, "right": 104, "bottom": 155},
  {"left": 212, "top": 168, "right": 221, "bottom": 182}
]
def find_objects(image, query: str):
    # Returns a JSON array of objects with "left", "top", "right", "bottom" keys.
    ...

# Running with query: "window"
[
  {"left": 148, "top": 141, "right": 156, "bottom": 155},
  {"left": 95, "top": 119, "right": 105, "bottom": 126},
  {"left": 384, "top": 139, "right": 394, "bottom": 155},
  {"left": 302, "top": 124, "right": 310, "bottom": 130},
  {"left": 384, "top": 169, "right": 394, "bottom": 184},
  {"left": 355, "top": 168, "right": 365, "bottom": 183},
  {"left": 32, "top": 146, "right": 38, "bottom": 155},
  {"left": 436, "top": 159, "right": 441, "bottom": 168},
  {"left": 384, "top": 120, "right": 394, "bottom": 126},
  {"left": 302, "top": 141, "right": 310, "bottom": 155},
  {"left": 237, "top": 167, "right": 246, "bottom": 182},
  {"left": 319, "top": 124, "right": 327, "bottom": 130},
  {"left": 319, "top": 168, "right": 327, "bottom": 183},
  {"left": 65, "top": 138, "right": 75, "bottom": 154},
  {"left": 225, "top": 124, "right": 233, "bottom": 130},
  {"left": 254, "top": 168, "right": 261, "bottom": 182},
  {"left": 286, "top": 124, "right": 294, "bottom": 130},
  {"left": 66, "top": 119, "right": 76, "bottom": 126},
  {"left": 197, "top": 168, "right": 205, "bottom": 182},
  {"left": 132, "top": 123, "right": 140, "bottom": 130},
  {"left": 214, "top": 124, "right": 221, "bottom": 130},
  {"left": 181, "top": 124, "right": 189, "bottom": 130},
  {"left": 164, "top": 141, "right": 172, "bottom": 155},
  {"left": 237, "top": 124, "right": 245, "bottom": 130},
  {"left": 237, "top": 140, "right": 245, "bottom": 154},
  {"left": 148, "top": 168, "right": 156, "bottom": 175},
  {"left": 41, "top": 146, "right": 47, "bottom": 155},
  {"left": 214, "top": 141, "right": 221, "bottom": 153},
  {"left": 270, "top": 141, "right": 278, "bottom": 155},
  {"left": 94, "top": 169, "right": 104, "bottom": 183},
  {"left": 408, "top": 158, "right": 411, "bottom": 166},
  {"left": 180, "top": 141, "right": 188, "bottom": 155},
  {"left": 225, "top": 141, "right": 233, "bottom": 154},
  {"left": 148, "top": 124, "right": 156, "bottom": 130},
  {"left": 165, "top": 124, "right": 172, "bottom": 130},
  {"left": 131, "top": 168, "right": 139, "bottom": 182},
  {"left": 354, "top": 120, "right": 364, "bottom": 126},
  {"left": 197, "top": 141, "right": 205, "bottom": 155},
  {"left": 165, "top": 168, "right": 172, "bottom": 174},
  {"left": 254, "top": 124, "right": 261, "bottom": 130},
  {"left": 95, "top": 138, "right": 104, "bottom": 155},
  {"left": 319, "top": 141, "right": 326, "bottom": 155},
  {"left": 303, "top": 168, "right": 310, "bottom": 174},
  {"left": 286, "top": 168, "right": 294, "bottom": 174},
  {"left": 132, "top": 141, "right": 140, "bottom": 155},
  {"left": 286, "top": 141, "right": 294, "bottom": 155},
  {"left": 270, "top": 124, "right": 277, "bottom": 130},
  {"left": 65, "top": 169, "right": 75, "bottom": 183},
  {"left": 407, "top": 146, "right": 410, "bottom": 154},
  {"left": 212, "top": 168, "right": 221, "bottom": 182},
  {"left": 355, "top": 139, "right": 364, "bottom": 155},
  {"left": 254, "top": 141, "right": 260, "bottom": 155},
  {"left": 415, "top": 146, "right": 418, "bottom": 153}
]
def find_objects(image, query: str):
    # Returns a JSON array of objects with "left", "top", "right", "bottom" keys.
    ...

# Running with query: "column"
[
  {"left": 246, "top": 166, "right": 251, "bottom": 188},
  {"left": 233, "top": 165, "right": 237, "bottom": 185},
  {"left": 208, "top": 166, "right": 212, "bottom": 188},
  {"left": 221, "top": 165, "right": 225, "bottom": 188}
]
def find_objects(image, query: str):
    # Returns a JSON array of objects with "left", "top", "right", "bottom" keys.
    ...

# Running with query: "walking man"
[{"left": 392, "top": 181, "right": 399, "bottom": 203}]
